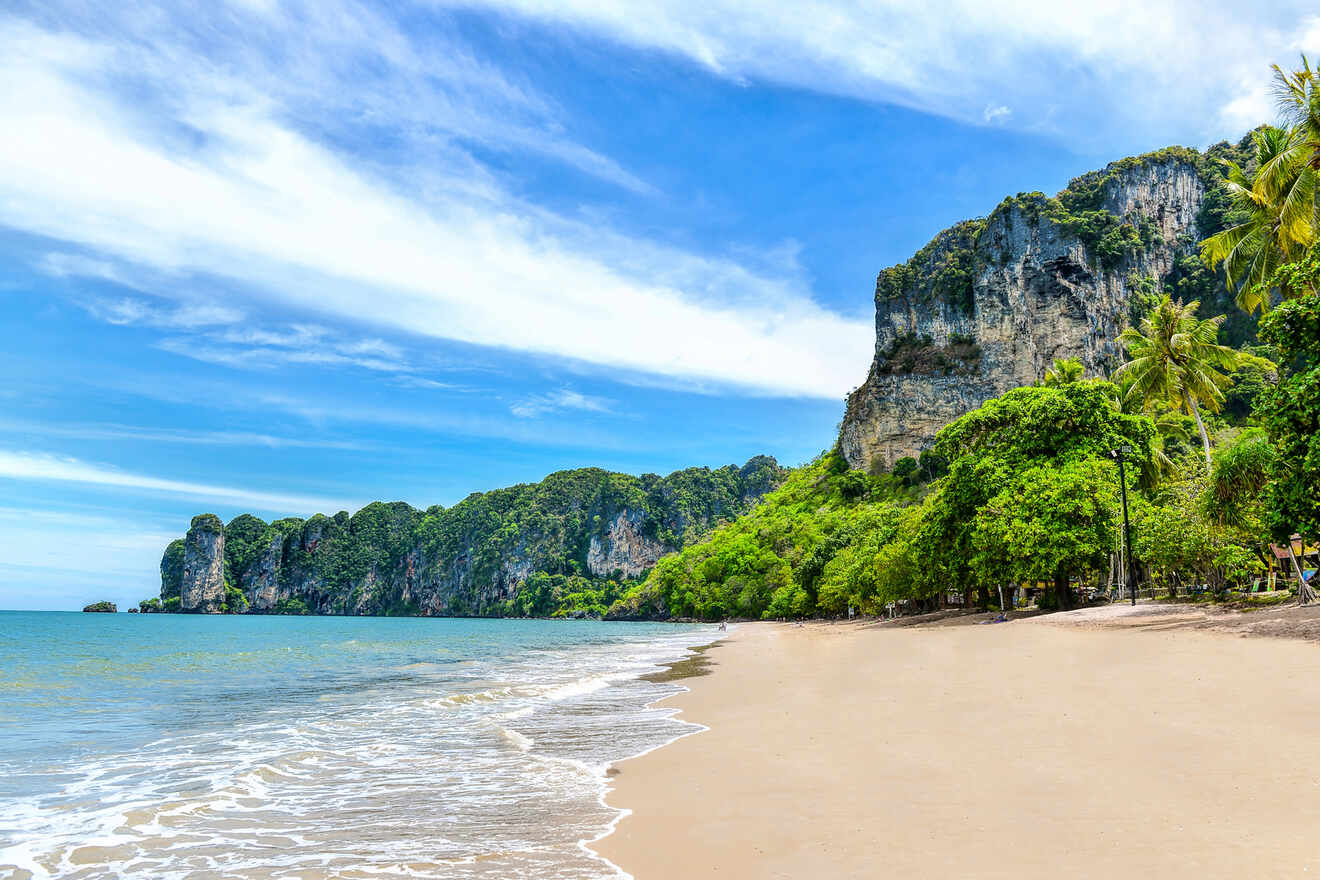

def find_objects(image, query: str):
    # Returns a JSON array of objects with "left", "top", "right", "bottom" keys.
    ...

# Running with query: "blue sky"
[{"left": 2, "top": 0, "right": 1317, "bottom": 610}]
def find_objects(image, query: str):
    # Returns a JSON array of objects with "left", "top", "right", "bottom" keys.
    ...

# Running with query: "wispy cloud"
[
  {"left": 70, "top": 292, "right": 428, "bottom": 374},
  {"left": 459, "top": 1, "right": 1320, "bottom": 147},
  {"left": 0, "top": 450, "right": 357, "bottom": 515},
  {"left": 0, "top": 7, "right": 872, "bottom": 400},
  {"left": 0, "top": 419, "right": 369, "bottom": 450},
  {"left": 154, "top": 326, "right": 414, "bottom": 374},
  {"left": 84, "top": 296, "right": 245, "bottom": 329},
  {"left": 510, "top": 389, "right": 613, "bottom": 418},
  {"left": 253, "top": 392, "right": 639, "bottom": 450}
]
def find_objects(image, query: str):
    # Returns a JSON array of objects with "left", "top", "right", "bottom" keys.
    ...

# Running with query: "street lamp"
[{"left": 1110, "top": 444, "right": 1136, "bottom": 606}]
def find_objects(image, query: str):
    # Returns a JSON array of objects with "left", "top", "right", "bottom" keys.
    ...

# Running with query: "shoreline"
[{"left": 591, "top": 609, "right": 1320, "bottom": 879}]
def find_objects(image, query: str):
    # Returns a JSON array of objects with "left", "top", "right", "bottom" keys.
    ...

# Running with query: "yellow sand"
[{"left": 592, "top": 617, "right": 1320, "bottom": 879}]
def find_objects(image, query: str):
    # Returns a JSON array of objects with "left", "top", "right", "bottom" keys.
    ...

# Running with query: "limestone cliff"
[
  {"left": 838, "top": 140, "right": 1253, "bottom": 471},
  {"left": 180, "top": 514, "right": 226, "bottom": 613},
  {"left": 158, "top": 457, "right": 784, "bottom": 617}
]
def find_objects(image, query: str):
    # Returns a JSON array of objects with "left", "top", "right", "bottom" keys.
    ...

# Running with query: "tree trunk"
[
  {"left": 1054, "top": 570, "right": 1072, "bottom": 610},
  {"left": 1189, "top": 397, "right": 1213, "bottom": 472},
  {"left": 1287, "top": 542, "right": 1316, "bottom": 605}
]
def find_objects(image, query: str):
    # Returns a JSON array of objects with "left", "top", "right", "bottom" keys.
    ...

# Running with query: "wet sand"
[{"left": 592, "top": 611, "right": 1320, "bottom": 879}]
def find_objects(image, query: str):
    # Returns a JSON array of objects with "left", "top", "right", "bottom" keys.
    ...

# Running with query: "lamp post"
[{"left": 1111, "top": 444, "right": 1135, "bottom": 606}]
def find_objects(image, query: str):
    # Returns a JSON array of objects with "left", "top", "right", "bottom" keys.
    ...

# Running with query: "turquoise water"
[{"left": 0, "top": 612, "right": 716, "bottom": 879}]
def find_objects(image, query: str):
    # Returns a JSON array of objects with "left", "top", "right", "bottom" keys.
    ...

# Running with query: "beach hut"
[{"left": 1269, "top": 535, "right": 1319, "bottom": 585}]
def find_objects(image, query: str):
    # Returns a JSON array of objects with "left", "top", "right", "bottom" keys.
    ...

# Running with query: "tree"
[
  {"left": 1205, "top": 428, "right": 1275, "bottom": 532},
  {"left": 971, "top": 459, "right": 1120, "bottom": 608},
  {"left": 1201, "top": 59, "right": 1320, "bottom": 313},
  {"left": 922, "top": 381, "right": 1156, "bottom": 609},
  {"left": 1115, "top": 295, "right": 1271, "bottom": 471},
  {"left": 1272, "top": 55, "right": 1320, "bottom": 173},
  {"left": 1041, "top": 357, "right": 1085, "bottom": 386},
  {"left": 1200, "top": 126, "right": 1311, "bottom": 313},
  {"left": 1257, "top": 292, "right": 1320, "bottom": 604}
]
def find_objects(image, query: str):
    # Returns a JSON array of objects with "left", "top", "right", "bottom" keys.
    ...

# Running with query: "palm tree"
[
  {"left": 1041, "top": 357, "right": 1085, "bottom": 386},
  {"left": 1115, "top": 296, "right": 1271, "bottom": 471},
  {"left": 1272, "top": 55, "right": 1320, "bottom": 172},
  {"left": 1200, "top": 126, "right": 1313, "bottom": 313}
]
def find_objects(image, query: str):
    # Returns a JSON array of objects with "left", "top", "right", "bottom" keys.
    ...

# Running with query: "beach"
[{"left": 594, "top": 611, "right": 1320, "bottom": 879}]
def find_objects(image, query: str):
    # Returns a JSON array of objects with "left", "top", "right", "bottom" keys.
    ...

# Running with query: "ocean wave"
[{"left": 0, "top": 620, "right": 718, "bottom": 879}]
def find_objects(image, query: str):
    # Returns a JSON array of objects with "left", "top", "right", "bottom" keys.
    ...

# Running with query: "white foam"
[{"left": 0, "top": 623, "right": 724, "bottom": 880}]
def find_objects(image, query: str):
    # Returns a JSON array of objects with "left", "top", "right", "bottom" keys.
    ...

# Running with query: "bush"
[{"left": 273, "top": 597, "right": 311, "bottom": 615}]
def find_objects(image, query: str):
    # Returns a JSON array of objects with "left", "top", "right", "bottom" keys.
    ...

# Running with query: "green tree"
[
  {"left": 1115, "top": 295, "right": 1270, "bottom": 471},
  {"left": 1041, "top": 357, "right": 1085, "bottom": 386},
  {"left": 1272, "top": 56, "right": 1320, "bottom": 174},
  {"left": 1257, "top": 293, "right": 1320, "bottom": 602},
  {"left": 971, "top": 459, "right": 1119, "bottom": 606},
  {"left": 922, "top": 380, "right": 1156, "bottom": 609},
  {"left": 1200, "top": 126, "right": 1311, "bottom": 314}
]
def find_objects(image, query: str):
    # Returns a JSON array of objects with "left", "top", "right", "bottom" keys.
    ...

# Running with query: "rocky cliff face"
[
  {"left": 587, "top": 509, "right": 664, "bottom": 578},
  {"left": 159, "top": 457, "right": 784, "bottom": 617},
  {"left": 180, "top": 514, "right": 226, "bottom": 613},
  {"left": 839, "top": 144, "right": 1243, "bottom": 471}
]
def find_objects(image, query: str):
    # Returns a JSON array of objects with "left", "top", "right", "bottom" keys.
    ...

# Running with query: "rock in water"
[
  {"left": 82, "top": 601, "right": 117, "bottom": 613},
  {"left": 180, "top": 514, "right": 226, "bottom": 613}
]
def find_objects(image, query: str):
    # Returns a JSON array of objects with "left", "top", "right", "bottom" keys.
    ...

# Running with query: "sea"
[{"left": 0, "top": 611, "right": 718, "bottom": 879}]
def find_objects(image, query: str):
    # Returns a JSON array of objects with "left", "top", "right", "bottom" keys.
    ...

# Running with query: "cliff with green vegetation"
[
  {"left": 154, "top": 457, "right": 784, "bottom": 617},
  {"left": 839, "top": 136, "right": 1258, "bottom": 472},
  {"left": 612, "top": 369, "right": 1284, "bottom": 620}
]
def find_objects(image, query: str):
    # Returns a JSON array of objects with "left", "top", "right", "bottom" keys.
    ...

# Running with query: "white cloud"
[
  {"left": 0, "top": 450, "right": 357, "bottom": 515},
  {"left": 458, "top": 1, "right": 1320, "bottom": 146},
  {"left": 0, "top": 10, "right": 872, "bottom": 400},
  {"left": 983, "top": 104, "right": 1011, "bottom": 124},
  {"left": 84, "top": 296, "right": 245, "bottom": 329},
  {"left": 510, "top": 389, "right": 613, "bottom": 418},
  {"left": 0, "top": 419, "right": 369, "bottom": 450}
]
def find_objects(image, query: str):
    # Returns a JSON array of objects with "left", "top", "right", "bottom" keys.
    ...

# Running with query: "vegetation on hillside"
[
  {"left": 153, "top": 458, "right": 784, "bottom": 617},
  {"left": 620, "top": 57, "right": 1320, "bottom": 620}
]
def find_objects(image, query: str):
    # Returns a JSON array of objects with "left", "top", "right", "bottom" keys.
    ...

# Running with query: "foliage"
[
  {"left": 1200, "top": 126, "right": 1314, "bottom": 313},
  {"left": 1041, "top": 357, "right": 1085, "bottom": 386},
  {"left": 610, "top": 454, "right": 935, "bottom": 621},
  {"left": 1202, "top": 58, "right": 1320, "bottom": 313},
  {"left": 224, "top": 583, "right": 250, "bottom": 614},
  {"left": 1257, "top": 293, "right": 1320, "bottom": 542},
  {"left": 164, "top": 458, "right": 783, "bottom": 617},
  {"left": 619, "top": 381, "right": 1158, "bottom": 619},
  {"left": 921, "top": 381, "right": 1156, "bottom": 605},
  {"left": 159, "top": 539, "right": 185, "bottom": 601},
  {"left": 1206, "top": 428, "right": 1276, "bottom": 531},
  {"left": 971, "top": 459, "right": 1119, "bottom": 589},
  {"left": 1133, "top": 462, "right": 1268, "bottom": 594},
  {"left": 272, "top": 597, "right": 311, "bottom": 615},
  {"left": 876, "top": 221, "right": 984, "bottom": 314},
  {"left": 1115, "top": 295, "right": 1273, "bottom": 468}
]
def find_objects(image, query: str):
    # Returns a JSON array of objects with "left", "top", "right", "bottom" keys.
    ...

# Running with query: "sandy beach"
[{"left": 593, "top": 610, "right": 1320, "bottom": 879}]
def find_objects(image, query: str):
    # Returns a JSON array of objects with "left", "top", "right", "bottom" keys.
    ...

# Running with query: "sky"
[{"left": 2, "top": 1, "right": 1318, "bottom": 610}]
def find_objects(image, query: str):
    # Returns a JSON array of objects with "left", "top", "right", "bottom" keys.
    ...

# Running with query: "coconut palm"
[
  {"left": 1041, "top": 357, "right": 1085, "bottom": 386},
  {"left": 1115, "top": 296, "right": 1271, "bottom": 471},
  {"left": 1200, "top": 126, "right": 1313, "bottom": 313},
  {"left": 1272, "top": 55, "right": 1320, "bottom": 172}
]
